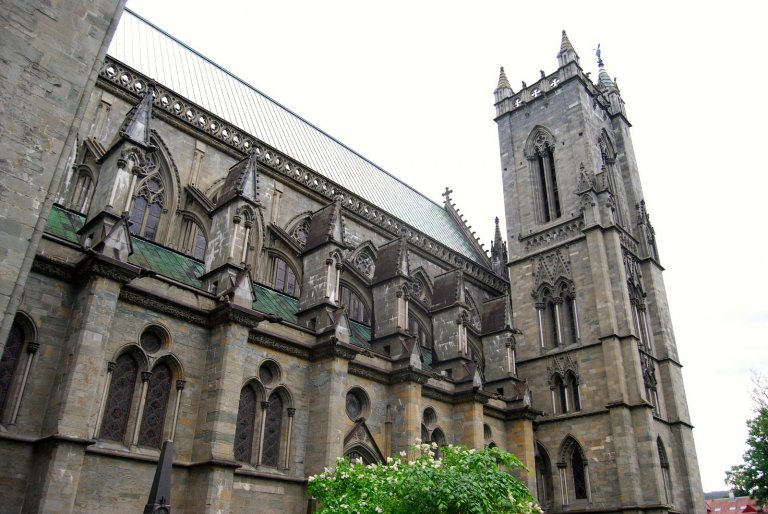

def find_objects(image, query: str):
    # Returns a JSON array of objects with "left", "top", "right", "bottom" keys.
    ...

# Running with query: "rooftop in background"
[
  {"left": 706, "top": 497, "right": 765, "bottom": 513},
  {"left": 107, "top": 9, "right": 486, "bottom": 263}
]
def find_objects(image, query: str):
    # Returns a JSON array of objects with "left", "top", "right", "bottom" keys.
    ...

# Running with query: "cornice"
[{"left": 99, "top": 57, "right": 507, "bottom": 294}]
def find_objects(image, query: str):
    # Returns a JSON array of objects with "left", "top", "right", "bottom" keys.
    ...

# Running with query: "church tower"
[{"left": 494, "top": 32, "right": 703, "bottom": 513}]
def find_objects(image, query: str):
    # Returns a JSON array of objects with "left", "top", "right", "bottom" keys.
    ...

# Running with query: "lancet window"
[
  {"left": 180, "top": 218, "right": 207, "bottom": 261},
  {"left": 99, "top": 353, "right": 139, "bottom": 442},
  {"left": 0, "top": 314, "right": 38, "bottom": 422},
  {"left": 527, "top": 128, "right": 561, "bottom": 224},
  {"left": 260, "top": 392, "right": 283, "bottom": 467},
  {"left": 558, "top": 437, "right": 590, "bottom": 504},
  {"left": 658, "top": 438, "right": 673, "bottom": 504},
  {"left": 234, "top": 384, "right": 259, "bottom": 463},
  {"left": 68, "top": 166, "right": 94, "bottom": 213},
  {"left": 137, "top": 363, "right": 172, "bottom": 448},
  {"left": 129, "top": 174, "right": 165, "bottom": 241},
  {"left": 535, "top": 280, "right": 579, "bottom": 349}
]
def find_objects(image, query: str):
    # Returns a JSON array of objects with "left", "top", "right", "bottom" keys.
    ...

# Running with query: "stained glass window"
[
  {"left": 100, "top": 353, "right": 139, "bottom": 442},
  {"left": 260, "top": 393, "right": 283, "bottom": 467},
  {"left": 341, "top": 286, "right": 370, "bottom": 324},
  {"left": 138, "top": 363, "right": 172, "bottom": 448},
  {"left": 234, "top": 385, "right": 257, "bottom": 462}
]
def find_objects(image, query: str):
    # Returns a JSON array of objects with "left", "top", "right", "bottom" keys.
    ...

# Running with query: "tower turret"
[{"left": 557, "top": 30, "right": 579, "bottom": 67}]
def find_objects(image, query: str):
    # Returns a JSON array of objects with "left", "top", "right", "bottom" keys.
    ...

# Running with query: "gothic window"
[
  {"left": 138, "top": 363, "right": 172, "bottom": 448},
  {"left": 260, "top": 392, "right": 283, "bottom": 467},
  {"left": 0, "top": 323, "right": 24, "bottom": 416},
  {"left": 567, "top": 372, "right": 581, "bottom": 411},
  {"left": 572, "top": 450, "right": 588, "bottom": 499},
  {"left": 546, "top": 299, "right": 559, "bottom": 346},
  {"left": 528, "top": 129, "right": 561, "bottom": 224},
  {"left": 68, "top": 167, "right": 94, "bottom": 213},
  {"left": 562, "top": 296, "right": 579, "bottom": 345},
  {"left": 100, "top": 353, "right": 139, "bottom": 442},
  {"left": 129, "top": 177, "right": 164, "bottom": 241},
  {"left": 430, "top": 427, "right": 446, "bottom": 458},
  {"left": 291, "top": 218, "right": 310, "bottom": 247},
  {"left": 272, "top": 256, "right": 298, "bottom": 296},
  {"left": 641, "top": 354, "right": 661, "bottom": 416},
  {"left": 352, "top": 250, "right": 375, "bottom": 278},
  {"left": 408, "top": 314, "right": 430, "bottom": 349},
  {"left": 234, "top": 384, "right": 258, "bottom": 463},
  {"left": 345, "top": 445, "right": 378, "bottom": 465},
  {"left": 180, "top": 218, "right": 207, "bottom": 260},
  {"left": 558, "top": 437, "right": 590, "bottom": 504},
  {"left": 535, "top": 442, "right": 554, "bottom": 509},
  {"left": 0, "top": 316, "right": 36, "bottom": 419},
  {"left": 345, "top": 387, "right": 370, "bottom": 421},
  {"left": 658, "top": 438, "right": 673, "bottom": 504},
  {"left": 341, "top": 285, "right": 371, "bottom": 325}
]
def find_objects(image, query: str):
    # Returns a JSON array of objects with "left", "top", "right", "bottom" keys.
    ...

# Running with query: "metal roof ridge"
[{"left": 122, "top": 8, "right": 446, "bottom": 211}]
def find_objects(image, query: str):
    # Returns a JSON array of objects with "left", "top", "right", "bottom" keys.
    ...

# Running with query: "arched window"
[
  {"left": 0, "top": 315, "right": 37, "bottom": 420},
  {"left": 180, "top": 218, "right": 207, "bottom": 260},
  {"left": 558, "top": 437, "right": 590, "bottom": 504},
  {"left": 527, "top": 128, "right": 561, "bottom": 224},
  {"left": 345, "top": 445, "right": 379, "bottom": 465},
  {"left": 572, "top": 450, "right": 588, "bottom": 499},
  {"left": 535, "top": 442, "right": 554, "bottom": 508},
  {"left": 272, "top": 256, "right": 298, "bottom": 296},
  {"left": 658, "top": 438, "right": 673, "bottom": 504},
  {"left": 68, "top": 167, "right": 94, "bottom": 213},
  {"left": 137, "top": 362, "right": 172, "bottom": 448},
  {"left": 567, "top": 372, "right": 581, "bottom": 412},
  {"left": 100, "top": 353, "right": 139, "bottom": 443},
  {"left": 129, "top": 177, "right": 164, "bottom": 240},
  {"left": 341, "top": 285, "right": 371, "bottom": 325},
  {"left": 234, "top": 384, "right": 258, "bottom": 463},
  {"left": 261, "top": 392, "right": 283, "bottom": 467}
]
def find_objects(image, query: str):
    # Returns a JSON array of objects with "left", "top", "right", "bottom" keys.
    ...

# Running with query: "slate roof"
[{"left": 108, "top": 10, "right": 486, "bottom": 263}]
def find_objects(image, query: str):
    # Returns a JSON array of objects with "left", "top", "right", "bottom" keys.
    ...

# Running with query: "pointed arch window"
[
  {"left": 180, "top": 218, "right": 207, "bottom": 261},
  {"left": 558, "top": 437, "right": 590, "bottom": 504},
  {"left": 658, "top": 438, "right": 673, "bottom": 504},
  {"left": 572, "top": 450, "right": 588, "bottom": 499},
  {"left": 341, "top": 285, "right": 371, "bottom": 325},
  {"left": 100, "top": 353, "right": 139, "bottom": 442},
  {"left": 535, "top": 442, "right": 554, "bottom": 508},
  {"left": 0, "top": 315, "right": 38, "bottom": 421},
  {"left": 68, "top": 167, "right": 94, "bottom": 213},
  {"left": 129, "top": 176, "right": 165, "bottom": 241},
  {"left": 261, "top": 392, "right": 283, "bottom": 467},
  {"left": 137, "top": 363, "right": 172, "bottom": 448},
  {"left": 527, "top": 129, "right": 561, "bottom": 224},
  {"left": 234, "top": 385, "right": 258, "bottom": 463},
  {"left": 272, "top": 256, "right": 298, "bottom": 296}
]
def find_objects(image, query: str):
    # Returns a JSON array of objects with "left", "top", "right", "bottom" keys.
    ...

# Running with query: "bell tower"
[{"left": 494, "top": 32, "right": 703, "bottom": 513}]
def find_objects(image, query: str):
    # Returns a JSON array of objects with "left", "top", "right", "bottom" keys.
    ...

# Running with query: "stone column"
[
  {"left": 185, "top": 311, "right": 251, "bottom": 514},
  {"left": 505, "top": 416, "right": 537, "bottom": 494},
  {"left": 27, "top": 259, "right": 134, "bottom": 513},
  {"left": 304, "top": 347, "right": 351, "bottom": 476}
]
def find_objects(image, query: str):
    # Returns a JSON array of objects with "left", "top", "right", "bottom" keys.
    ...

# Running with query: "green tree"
[
  {"left": 726, "top": 373, "right": 768, "bottom": 506},
  {"left": 308, "top": 442, "right": 540, "bottom": 514}
]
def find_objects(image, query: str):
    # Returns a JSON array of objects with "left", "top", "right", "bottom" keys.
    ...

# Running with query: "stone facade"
[{"left": 0, "top": 9, "right": 702, "bottom": 514}]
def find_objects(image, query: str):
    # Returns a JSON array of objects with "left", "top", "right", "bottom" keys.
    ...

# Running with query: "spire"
[
  {"left": 495, "top": 67, "right": 512, "bottom": 92},
  {"left": 494, "top": 67, "right": 514, "bottom": 104},
  {"left": 216, "top": 150, "right": 261, "bottom": 207},
  {"left": 119, "top": 84, "right": 155, "bottom": 148},
  {"left": 557, "top": 30, "right": 580, "bottom": 67},
  {"left": 490, "top": 217, "right": 508, "bottom": 277},
  {"left": 596, "top": 44, "right": 616, "bottom": 91}
]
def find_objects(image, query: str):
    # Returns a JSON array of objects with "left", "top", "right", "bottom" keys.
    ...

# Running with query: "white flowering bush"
[{"left": 308, "top": 441, "right": 541, "bottom": 514}]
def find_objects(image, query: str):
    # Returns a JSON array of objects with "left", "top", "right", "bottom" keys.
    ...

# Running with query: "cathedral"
[{"left": 0, "top": 3, "right": 704, "bottom": 513}]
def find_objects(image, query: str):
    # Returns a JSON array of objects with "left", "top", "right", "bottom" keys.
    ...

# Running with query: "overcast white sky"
[{"left": 127, "top": 0, "right": 767, "bottom": 492}]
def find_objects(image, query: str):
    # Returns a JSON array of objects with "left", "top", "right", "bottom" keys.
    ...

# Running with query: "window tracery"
[
  {"left": 526, "top": 128, "right": 561, "bottom": 224},
  {"left": 234, "top": 385, "right": 258, "bottom": 463},
  {"left": 100, "top": 353, "right": 139, "bottom": 442},
  {"left": 558, "top": 437, "right": 590, "bottom": 504},
  {"left": 352, "top": 250, "right": 375, "bottom": 278},
  {"left": 261, "top": 392, "right": 283, "bottom": 467},
  {"left": 292, "top": 218, "right": 310, "bottom": 247},
  {"left": 138, "top": 363, "right": 172, "bottom": 448}
]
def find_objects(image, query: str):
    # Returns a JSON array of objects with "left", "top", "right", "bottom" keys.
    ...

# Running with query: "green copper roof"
[
  {"left": 349, "top": 321, "right": 372, "bottom": 350},
  {"left": 252, "top": 285, "right": 299, "bottom": 324},
  {"left": 45, "top": 206, "right": 85, "bottom": 243},
  {"left": 128, "top": 238, "right": 204, "bottom": 288},
  {"left": 109, "top": 10, "right": 487, "bottom": 263}
]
